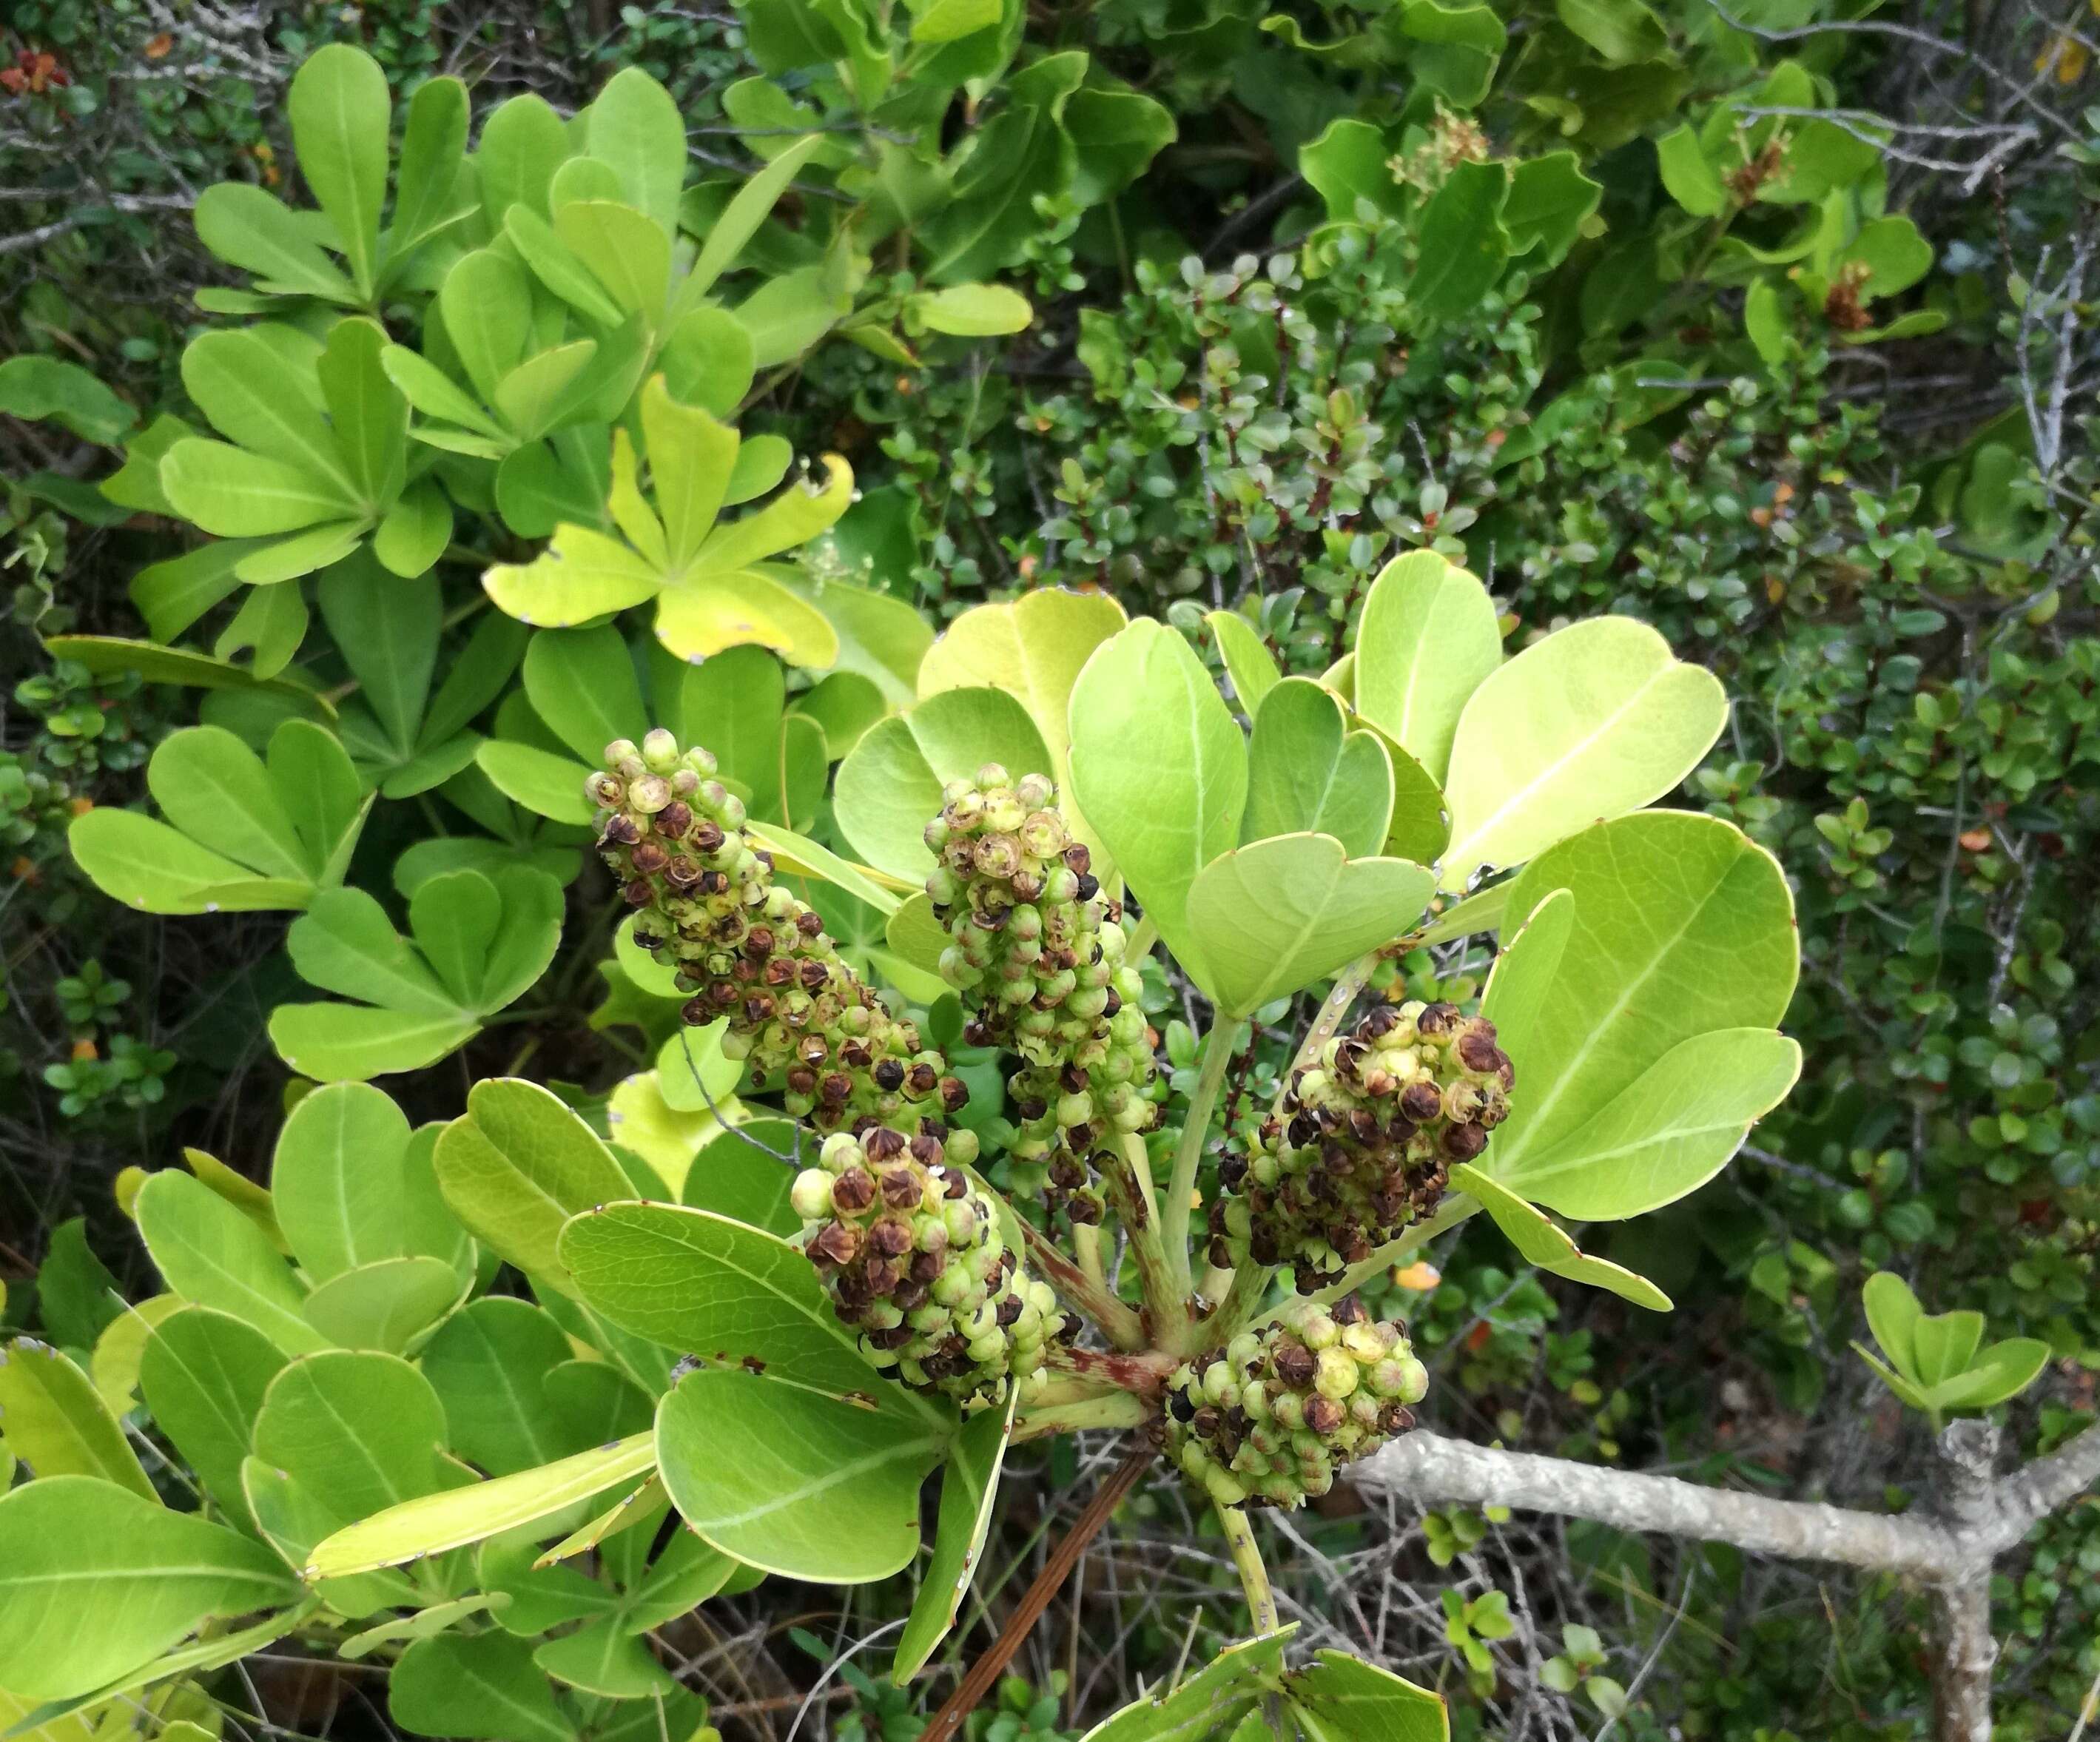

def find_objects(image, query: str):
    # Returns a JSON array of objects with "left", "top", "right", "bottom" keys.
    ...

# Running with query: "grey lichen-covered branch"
[{"left": 1356, "top": 1417, "right": 2100, "bottom": 1581}]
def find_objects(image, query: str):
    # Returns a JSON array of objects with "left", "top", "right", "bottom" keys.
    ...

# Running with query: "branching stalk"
[
  {"left": 1020, "top": 1217, "right": 1145, "bottom": 1351},
  {"left": 1012, "top": 1390, "right": 1152, "bottom": 1443},
  {"left": 1198, "top": 1261, "right": 1276, "bottom": 1352},
  {"left": 1103, "top": 1133, "right": 1180, "bottom": 1343}
]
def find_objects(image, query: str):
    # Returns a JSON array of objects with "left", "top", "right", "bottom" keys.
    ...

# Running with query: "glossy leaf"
[
  {"left": 1441, "top": 619, "right": 1728, "bottom": 889},
  {"left": 0, "top": 1340, "right": 155, "bottom": 1498},
  {"left": 1182, "top": 835, "right": 1435, "bottom": 1019},
  {"left": 834, "top": 687, "right": 1053, "bottom": 881},
  {"left": 1068, "top": 618, "right": 1245, "bottom": 963},
  {"left": 1351, "top": 551, "right": 1501, "bottom": 786},
  {"left": 0, "top": 1476, "right": 300, "bottom": 1703},
  {"left": 655, "top": 1368, "right": 943, "bottom": 1582},
  {"left": 434, "top": 1079, "right": 633, "bottom": 1293},
  {"left": 1451, "top": 1165, "right": 1671, "bottom": 1311},
  {"left": 310, "top": 1433, "right": 656, "bottom": 1577},
  {"left": 893, "top": 1391, "right": 1014, "bottom": 1681},
  {"left": 1242, "top": 678, "right": 1393, "bottom": 857},
  {"left": 1490, "top": 813, "right": 1798, "bottom": 1174}
]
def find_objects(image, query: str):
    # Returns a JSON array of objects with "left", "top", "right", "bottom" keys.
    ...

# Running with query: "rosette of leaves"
[
  {"left": 482, "top": 375, "right": 858, "bottom": 669},
  {"left": 726, "top": 11, "right": 1174, "bottom": 295},
  {"left": 1853, "top": 1271, "right": 2050, "bottom": 1430},
  {"left": 67, "top": 720, "right": 370, "bottom": 915},
  {"left": 268, "top": 867, "right": 565, "bottom": 1082}
]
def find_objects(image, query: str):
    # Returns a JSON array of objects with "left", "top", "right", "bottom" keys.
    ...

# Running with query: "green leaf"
[
  {"left": 289, "top": 44, "right": 391, "bottom": 294},
  {"left": 676, "top": 1117, "right": 807, "bottom": 1237},
  {"left": 434, "top": 1080, "right": 634, "bottom": 1294},
  {"left": 1066, "top": 88, "right": 1177, "bottom": 205},
  {"left": 1502, "top": 152, "right": 1602, "bottom": 268},
  {"left": 1478, "top": 887, "right": 1575, "bottom": 1073},
  {"left": 0, "top": 1341, "right": 155, "bottom": 1498},
  {"left": 1205, "top": 611, "right": 1282, "bottom": 719},
  {"left": 534, "top": 1618, "right": 674, "bottom": 1697},
  {"left": 1441, "top": 619, "right": 1727, "bottom": 889},
  {"left": 1861, "top": 1272, "right": 1922, "bottom": 1377},
  {"left": 560, "top": 1203, "right": 949, "bottom": 1418},
  {"left": 1500, "top": 1026, "right": 1802, "bottom": 1219},
  {"left": 1081, "top": 1628, "right": 1297, "bottom": 1741},
  {"left": 1656, "top": 126, "right": 1726, "bottom": 216},
  {"left": 135, "top": 1171, "right": 325, "bottom": 1356},
  {"left": 0, "top": 1477, "right": 301, "bottom": 1702},
  {"left": 1412, "top": 160, "right": 1511, "bottom": 320},
  {"left": 689, "top": 135, "right": 824, "bottom": 298},
  {"left": 1068, "top": 618, "right": 1245, "bottom": 964},
  {"left": 1352, "top": 551, "right": 1502, "bottom": 788},
  {"left": 138, "top": 1307, "right": 286, "bottom": 1528},
  {"left": 1450, "top": 1165, "right": 1671, "bottom": 1311},
  {"left": 1911, "top": 1308, "right": 1985, "bottom": 1389},
  {"left": 1556, "top": 0, "right": 1669, "bottom": 64},
  {"left": 1302, "top": 118, "right": 1400, "bottom": 223},
  {"left": 745, "top": 820, "right": 904, "bottom": 915},
  {"left": 309, "top": 1433, "right": 657, "bottom": 1577},
  {"left": 1183, "top": 836, "right": 1435, "bottom": 1019},
  {"left": 0, "top": 357, "right": 135, "bottom": 444},
  {"left": 477, "top": 740, "right": 596, "bottom": 825},
  {"left": 67, "top": 719, "right": 367, "bottom": 912},
  {"left": 893, "top": 1391, "right": 1013, "bottom": 1681},
  {"left": 912, "top": 284, "right": 1034, "bottom": 337},
  {"left": 1243, "top": 679, "right": 1393, "bottom": 857},
  {"left": 252, "top": 1350, "right": 449, "bottom": 1523},
  {"left": 584, "top": 69, "right": 686, "bottom": 237},
  {"left": 391, "top": 76, "right": 471, "bottom": 255},
  {"left": 914, "top": 588, "right": 1122, "bottom": 857},
  {"left": 419, "top": 1296, "right": 599, "bottom": 1474},
  {"left": 317, "top": 317, "right": 408, "bottom": 509},
  {"left": 302, "top": 1259, "right": 462, "bottom": 1353},
  {"left": 485, "top": 522, "right": 664, "bottom": 628},
  {"left": 1490, "top": 813, "right": 1798, "bottom": 1174},
  {"left": 1931, "top": 1339, "right": 2051, "bottom": 1410},
  {"left": 391, "top": 1632, "right": 576, "bottom": 1742},
  {"left": 834, "top": 687, "right": 1052, "bottom": 881},
  {"left": 273, "top": 868, "right": 563, "bottom": 1080},
  {"left": 1282, "top": 1650, "right": 1448, "bottom": 1742},
  {"left": 162, "top": 438, "right": 357, "bottom": 537},
  {"left": 274, "top": 1081, "right": 423, "bottom": 1282},
  {"left": 193, "top": 181, "right": 361, "bottom": 303},
  {"left": 655, "top": 1368, "right": 943, "bottom": 1582}
]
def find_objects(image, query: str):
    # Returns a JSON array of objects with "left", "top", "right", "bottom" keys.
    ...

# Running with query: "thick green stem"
[
  {"left": 1217, "top": 1504, "right": 1278, "bottom": 1634},
  {"left": 1012, "top": 1390, "right": 1151, "bottom": 1443},
  {"left": 1162, "top": 1018, "right": 1237, "bottom": 1300},
  {"left": 1103, "top": 1134, "right": 1181, "bottom": 1345},
  {"left": 1198, "top": 1260, "right": 1276, "bottom": 1352},
  {"left": 1020, "top": 1217, "right": 1145, "bottom": 1351}
]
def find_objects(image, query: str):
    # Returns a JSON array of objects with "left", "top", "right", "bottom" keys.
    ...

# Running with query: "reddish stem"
[{"left": 918, "top": 1447, "right": 1157, "bottom": 1742}]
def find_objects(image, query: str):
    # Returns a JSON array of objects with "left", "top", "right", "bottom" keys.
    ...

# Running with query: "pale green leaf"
[
  {"left": 1441, "top": 619, "right": 1728, "bottom": 889},
  {"left": 1182, "top": 835, "right": 1436, "bottom": 1018}
]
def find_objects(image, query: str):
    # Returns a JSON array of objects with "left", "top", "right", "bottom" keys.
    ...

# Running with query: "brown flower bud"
[{"left": 832, "top": 1168, "right": 875, "bottom": 1213}]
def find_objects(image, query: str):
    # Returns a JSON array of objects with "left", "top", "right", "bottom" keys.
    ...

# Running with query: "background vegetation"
[{"left": 1, "top": 0, "right": 2096, "bottom": 1735}]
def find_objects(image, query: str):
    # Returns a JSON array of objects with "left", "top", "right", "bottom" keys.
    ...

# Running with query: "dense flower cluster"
[
  {"left": 792, "top": 1125, "right": 1067, "bottom": 1404},
  {"left": 923, "top": 765, "right": 1155, "bottom": 1221},
  {"left": 594, "top": 731, "right": 969, "bottom": 1142},
  {"left": 1214, "top": 1002, "right": 1512, "bottom": 1289},
  {"left": 1160, "top": 1296, "right": 1427, "bottom": 1507}
]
